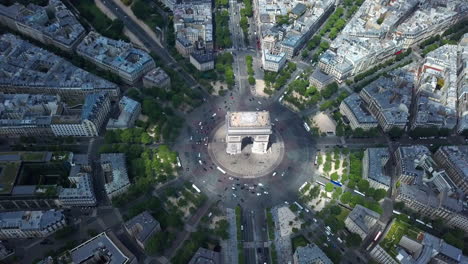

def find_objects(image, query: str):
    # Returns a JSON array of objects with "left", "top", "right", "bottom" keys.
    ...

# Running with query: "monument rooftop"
[{"left": 228, "top": 111, "right": 271, "bottom": 128}]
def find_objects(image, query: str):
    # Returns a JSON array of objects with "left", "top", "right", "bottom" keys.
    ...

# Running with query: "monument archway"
[{"left": 226, "top": 111, "right": 272, "bottom": 155}]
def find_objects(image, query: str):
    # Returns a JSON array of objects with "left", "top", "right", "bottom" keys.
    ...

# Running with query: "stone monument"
[{"left": 225, "top": 111, "right": 272, "bottom": 155}]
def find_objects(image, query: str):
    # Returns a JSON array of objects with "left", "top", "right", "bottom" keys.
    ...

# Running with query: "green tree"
[
  {"left": 346, "top": 233, "right": 362, "bottom": 248},
  {"left": 325, "top": 183, "right": 334, "bottom": 192},
  {"left": 373, "top": 189, "right": 387, "bottom": 201}
]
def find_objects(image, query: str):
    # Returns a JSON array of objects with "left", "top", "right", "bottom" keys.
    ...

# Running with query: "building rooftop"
[
  {"left": 347, "top": 205, "right": 380, "bottom": 235},
  {"left": 143, "top": 67, "right": 170, "bottom": 85},
  {"left": 396, "top": 145, "right": 431, "bottom": 180},
  {"left": 342, "top": 93, "right": 378, "bottom": 124},
  {"left": 263, "top": 49, "right": 286, "bottom": 63},
  {"left": 0, "top": 0, "right": 85, "bottom": 47},
  {"left": 69, "top": 232, "right": 131, "bottom": 264},
  {"left": 294, "top": 243, "right": 333, "bottom": 264},
  {"left": 77, "top": 32, "right": 154, "bottom": 76},
  {"left": 365, "top": 148, "right": 390, "bottom": 187},
  {"left": 0, "top": 34, "right": 118, "bottom": 93},
  {"left": 107, "top": 96, "right": 140, "bottom": 129},
  {"left": 101, "top": 153, "right": 130, "bottom": 196},
  {"left": 173, "top": 1, "right": 213, "bottom": 50},
  {"left": 437, "top": 146, "right": 468, "bottom": 181},
  {"left": 190, "top": 52, "right": 214, "bottom": 64},
  {"left": 188, "top": 247, "right": 221, "bottom": 264},
  {"left": 0, "top": 210, "right": 64, "bottom": 231},
  {"left": 124, "top": 211, "right": 160, "bottom": 244},
  {"left": 227, "top": 111, "right": 271, "bottom": 128}
]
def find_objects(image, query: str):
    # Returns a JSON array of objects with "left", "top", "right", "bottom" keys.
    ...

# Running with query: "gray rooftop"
[
  {"left": 365, "top": 148, "right": 390, "bottom": 187},
  {"left": 124, "top": 211, "right": 160, "bottom": 244},
  {"left": 77, "top": 32, "right": 155, "bottom": 75},
  {"left": 0, "top": 209, "right": 64, "bottom": 231},
  {"left": 396, "top": 145, "right": 431, "bottom": 180},
  {"left": 188, "top": 247, "right": 221, "bottom": 264},
  {"left": 437, "top": 146, "right": 468, "bottom": 181},
  {"left": 101, "top": 153, "right": 130, "bottom": 196},
  {"left": 0, "top": 34, "right": 118, "bottom": 93},
  {"left": 69, "top": 232, "right": 130, "bottom": 264},
  {"left": 347, "top": 205, "right": 380, "bottom": 235},
  {"left": 143, "top": 67, "right": 170, "bottom": 84},
  {"left": 0, "top": 0, "right": 85, "bottom": 47},
  {"left": 342, "top": 93, "right": 378, "bottom": 124},
  {"left": 294, "top": 243, "right": 332, "bottom": 264}
]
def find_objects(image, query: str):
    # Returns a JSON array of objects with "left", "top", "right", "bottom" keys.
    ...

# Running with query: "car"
[
  {"left": 258, "top": 101, "right": 262, "bottom": 105},
  {"left": 233, "top": 193, "right": 237, "bottom": 198},
  {"left": 281, "top": 171, "right": 285, "bottom": 177},
  {"left": 198, "top": 160, "right": 203, "bottom": 165},
  {"left": 263, "top": 191, "right": 269, "bottom": 195},
  {"left": 304, "top": 208, "right": 310, "bottom": 213},
  {"left": 232, "top": 187, "right": 236, "bottom": 190},
  {"left": 258, "top": 183, "right": 264, "bottom": 187},
  {"left": 229, "top": 177, "right": 234, "bottom": 180},
  {"left": 272, "top": 172, "right": 277, "bottom": 176},
  {"left": 256, "top": 193, "right": 261, "bottom": 196},
  {"left": 284, "top": 201, "right": 289, "bottom": 205},
  {"left": 275, "top": 118, "right": 279, "bottom": 122},
  {"left": 312, "top": 218, "right": 317, "bottom": 223}
]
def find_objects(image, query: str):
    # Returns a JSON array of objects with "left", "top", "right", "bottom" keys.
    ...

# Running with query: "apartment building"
[
  {"left": 101, "top": 153, "right": 130, "bottom": 200},
  {"left": 0, "top": 0, "right": 85, "bottom": 52},
  {"left": 345, "top": 205, "right": 381, "bottom": 240},
  {"left": 393, "top": 145, "right": 431, "bottom": 184},
  {"left": 77, "top": 32, "right": 155, "bottom": 85},
  {"left": 359, "top": 71, "right": 413, "bottom": 132},
  {"left": 262, "top": 49, "right": 286, "bottom": 72},
  {"left": 0, "top": 210, "right": 65, "bottom": 239},
  {"left": 293, "top": 243, "right": 332, "bottom": 264},
  {"left": 50, "top": 92, "right": 110, "bottom": 137},
  {"left": 143, "top": 67, "right": 171, "bottom": 89},
  {"left": 0, "top": 34, "right": 120, "bottom": 99},
  {"left": 124, "top": 211, "right": 161, "bottom": 249},
  {"left": 362, "top": 148, "right": 390, "bottom": 191},
  {"left": 189, "top": 53, "right": 214, "bottom": 71},
  {"left": 339, "top": 93, "right": 378, "bottom": 130},
  {"left": 434, "top": 146, "right": 468, "bottom": 195},
  {"left": 107, "top": 96, "right": 141, "bottom": 130}
]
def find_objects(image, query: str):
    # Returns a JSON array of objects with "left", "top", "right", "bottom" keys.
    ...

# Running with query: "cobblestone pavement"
[
  {"left": 208, "top": 122, "right": 285, "bottom": 178},
  {"left": 271, "top": 206, "right": 293, "bottom": 264},
  {"left": 223, "top": 208, "right": 239, "bottom": 264}
]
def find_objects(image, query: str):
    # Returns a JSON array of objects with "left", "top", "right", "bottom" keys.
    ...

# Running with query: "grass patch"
[
  {"left": 0, "top": 162, "right": 21, "bottom": 194},
  {"left": 380, "top": 219, "right": 421, "bottom": 258},
  {"left": 266, "top": 208, "right": 275, "bottom": 240},
  {"left": 20, "top": 152, "right": 46, "bottom": 161},
  {"left": 291, "top": 235, "right": 309, "bottom": 251}
]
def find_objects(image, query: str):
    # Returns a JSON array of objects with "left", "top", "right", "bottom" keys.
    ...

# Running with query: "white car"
[
  {"left": 275, "top": 118, "right": 279, "bottom": 122},
  {"left": 198, "top": 153, "right": 201, "bottom": 158},
  {"left": 263, "top": 191, "right": 269, "bottom": 195},
  {"left": 199, "top": 121, "right": 202, "bottom": 126},
  {"left": 212, "top": 113, "right": 217, "bottom": 117},
  {"left": 232, "top": 187, "right": 236, "bottom": 190},
  {"left": 284, "top": 201, "right": 289, "bottom": 205},
  {"left": 198, "top": 160, "right": 202, "bottom": 165},
  {"left": 258, "top": 101, "right": 262, "bottom": 105},
  {"left": 312, "top": 218, "right": 317, "bottom": 223},
  {"left": 233, "top": 193, "right": 237, "bottom": 198},
  {"left": 304, "top": 208, "right": 310, "bottom": 213},
  {"left": 281, "top": 172, "right": 285, "bottom": 177},
  {"left": 272, "top": 172, "right": 277, "bottom": 176},
  {"left": 258, "top": 183, "right": 264, "bottom": 187},
  {"left": 256, "top": 193, "right": 261, "bottom": 196},
  {"left": 229, "top": 177, "right": 234, "bottom": 180}
]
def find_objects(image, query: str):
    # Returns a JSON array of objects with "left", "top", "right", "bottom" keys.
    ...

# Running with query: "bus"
[
  {"left": 314, "top": 155, "right": 318, "bottom": 166},
  {"left": 299, "top": 182, "right": 309, "bottom": 191},
  {"left": 330, "top": 180, "right": 342, "bottom": 187},
  {"left": 374, "top": 231, "right": 382, "bottom": 242},
  {"left": 316, "top": 181, "right": 325, "bottom": 187},
  {"left": 294, "top": 201, "right": 303, "bottom": 210},
  {"left": 392, "top": 210, "right": 401, "bottom": 215},
  {"left": 216, "top": 166, "right": 227, "bottom": 174},
  {"left": 303, "top": 122, "right": 311, "bottom": 132},
  {"left": 416, "top": 219, "right": 425, "bottom": 225},
  {"left": 176, "top": 157, "right": 182, "bottom": 167},
  {"left": 354, "top": 190, "right": 366, "bottom": 197},
  {"left": 192, "top": 184, "right": 201, "bottom": 193}
]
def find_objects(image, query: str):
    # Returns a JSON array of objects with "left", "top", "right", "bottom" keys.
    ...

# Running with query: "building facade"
[{"left": 0, "top": 210, "right": 65, "bottom": 239}]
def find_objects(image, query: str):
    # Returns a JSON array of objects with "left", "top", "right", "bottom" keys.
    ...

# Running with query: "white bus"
[
  {"left": 392, "top": 210, "right": 401, "bottom": 215},
  {"left": 303, "top": 122, "right": 310, "bottom": 132},
  {"left": 176, "top": 157, "right": 182, "bottom": 167},
  {"left": 299, "top": 182, "right": 309, "bottom": 191},
  {"left": 216, "top": 166, "right": 227, "bottom": 174},
  {"left": 314, "top": 155, "right": 318, "bottom": 165},
  {"left": 192, "top": 184, "right": 201, "bottom": 193},
  {"left": 374, "top": 231, "right": 382, "bottom": 242},
  {"left": 354, "top": 190, "right": 366, "bottom": 197},
  {"left": 316, "top": 181, "right": 325, "bottom": 187},
  {"left": 294, "top": 201, "right": 303, "bottom": 210},
  {"left": 279, "top": 95, "right": 284, "bottom": 102},
  {"left": 416, "top": 219, "right": 425, "bottom": 225}
]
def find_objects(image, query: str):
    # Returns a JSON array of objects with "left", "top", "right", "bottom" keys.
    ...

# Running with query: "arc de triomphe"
[{"left": 225, "top": 111, "right": 272, "bottom": 155}]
